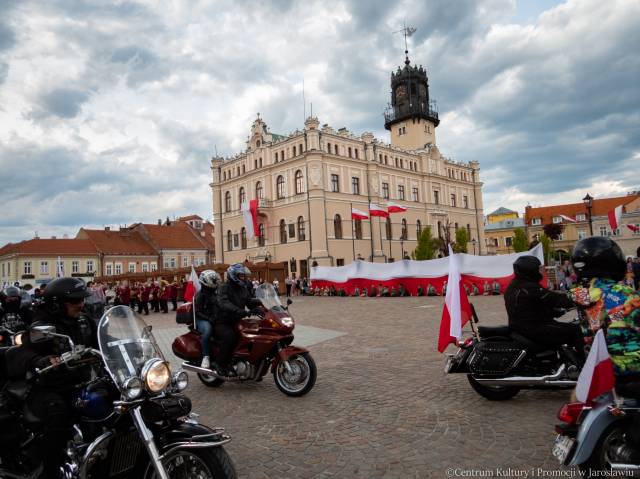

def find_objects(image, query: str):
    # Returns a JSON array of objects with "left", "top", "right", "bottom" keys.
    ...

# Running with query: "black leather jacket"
[
  {"left": 505, "top": 277, "right": 574, "bottom": 331},
  {"left": 216, "top": 281, "right": 253, "bottom": 324},
  {"left": 194, "top": 287, "right": 218, "bottom": 324}
]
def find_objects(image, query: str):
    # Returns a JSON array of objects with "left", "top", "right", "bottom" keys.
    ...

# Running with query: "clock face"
[
  {"left": 396, "top": 85, "right": 407, "bottom": 100},
  {"left": 419, "top": 84, "right": 427, "bottom": 97}
]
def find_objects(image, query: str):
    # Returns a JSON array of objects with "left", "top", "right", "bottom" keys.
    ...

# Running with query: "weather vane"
[{"left": 393, "top": 23, "right": 417, "bottom": 65}]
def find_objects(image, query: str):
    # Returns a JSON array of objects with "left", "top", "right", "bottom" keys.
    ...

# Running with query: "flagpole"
[
  {"left": 388, "top": 218, "right": 392, "bottom": 261},
  {"left": 368, "top": 205, "right": 374, "bottom": 262},
  {"left": 351, "top": 203, "right": 356, "bottom": 262},
  {"left": 378, "top": 218, "right": 385, "bottom": 263}
]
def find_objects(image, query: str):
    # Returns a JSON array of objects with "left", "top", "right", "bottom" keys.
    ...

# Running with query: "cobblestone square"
[{"left": 148, "top": 296, "right": 573, "bottom": 478}]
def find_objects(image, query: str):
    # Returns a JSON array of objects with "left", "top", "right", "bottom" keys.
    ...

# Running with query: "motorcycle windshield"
[
  {"left": 255, "top": 283, "right": 285, "bottom": 311},
  {"left": 97, "top": 305, "right": 164, "bottom": 389}
]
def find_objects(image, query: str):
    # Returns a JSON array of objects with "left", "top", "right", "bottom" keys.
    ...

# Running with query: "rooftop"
[
  {"left": 525, "top": 194, "right": 640, "bottom": 225},
  {"left": 488, "top": 207, "right": 518, "bottom": 217},
  {"left": 0, "top": 238, "right": 98, "bottom": 256},
  {"left": 485, "top": 218, "right": 525, "bottom": 231}
]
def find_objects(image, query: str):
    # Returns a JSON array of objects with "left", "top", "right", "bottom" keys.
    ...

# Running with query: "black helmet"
[
  {"left": 571, "top": 236, "right": 626, "bottom": 282},
  {"left": 0, "top": 286, "right": 22, "bottom": 313},
  {"left": 43, "top": 277, "right": 91, "bottom": 306},
  {"left": 513, "top": 255, "right": 542, "bottom": 282}
]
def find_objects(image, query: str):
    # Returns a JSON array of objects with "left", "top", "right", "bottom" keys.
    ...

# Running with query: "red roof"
[
  {"left": 0, "top": 238, "right": 98, "bottom": 256},
  {"left": 525, "top": 194, "right": 640, "bottom": 225},
  {"left": 136, "top": 222, "right": 208, "bottom": 250},
  {"left": 78, "top": 229, "right": 157, "bottom": 255},
  {"left": 177, "top": 214, "right": 203, "bottom": 221}
]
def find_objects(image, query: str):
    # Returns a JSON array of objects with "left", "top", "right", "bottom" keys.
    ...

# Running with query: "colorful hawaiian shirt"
[{"left": 571, "top": 278, "right": 640, "bottom": 378}]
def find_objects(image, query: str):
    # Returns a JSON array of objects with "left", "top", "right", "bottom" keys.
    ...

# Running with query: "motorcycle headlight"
[
  {"left": 14, "top": 333, "right": 23, "bottom": 346},
  {"left": 172, "top": 370, "right": 189, "bottom": 392},
  {"left": 280, "top": 317, "right": 294, "bottom": 327},
  {"left": 141, "top": 359, "right": 171, "bottom": 393},
  {"left": 123, "top": 376, "right": 143, "bottom": 400}
]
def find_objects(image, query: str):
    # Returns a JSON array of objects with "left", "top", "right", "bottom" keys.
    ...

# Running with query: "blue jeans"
[{"left": 196, "top": 319, "right": 212, "bottom": 357}]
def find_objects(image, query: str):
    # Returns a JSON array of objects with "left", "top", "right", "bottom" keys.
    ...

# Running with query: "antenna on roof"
[
  {"left": 214, "top": 145, "right": 218, "bottom": 157},
  {"left": 310, "top": 102, "right": 313, "bottom": 118}
]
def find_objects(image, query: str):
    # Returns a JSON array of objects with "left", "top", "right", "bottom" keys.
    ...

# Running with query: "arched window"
[
  {"left": 259, "top": 157, "right": 262, "bottom": 167},
  {"left": 354, "top": 149, "right": 358, "bottom": 159},
  {"left": 299, "top": 143, "right": 303, "bottom": 153},
  {"left": 258, "top": 223, "right": 265, "bottom": 247},
  {"left": 416, "top": 220, "right": 422, "bottom": 238},
  {"left": 327, "top": 142, "right": 331, "bottom": 153},
  {"left": 334, "top": 214, "right": 343, "bottom": 239},
  {"left": 226, "top": 230, "right": 232, "bottom": 250},
  {"left": 274, "top": 152, "right": 278, "bottom": 162},
  {"left": 276, "top": 175, "right": 285, "bottom": 199},
  {"left": 255, "top": 181, "right": 263, "bottom": 199},
  {"left": 334, "top": 144, "right": 339, "bottom": 155},
  {"left": 279, "top": 219, "right": 287, "bottom": 243},
  {"left": 297, "top": 216, "right": 306, "bottom": 241},
  {"left": 238, "top": 187, "right": 245, "bottom": 205},
  {"left": 295, "top": 170, "right": 304, "bottom": 195},
  {"left": 401, "top": 218, "right": 408, "bottom": 240},
  {"left": 348, "top": 147, "right": 352, "bottom": 158},
  {"left": 355, "top": 219, "right": 363, "bottom": 239},
  {"left": 240, "top": 227, "right": 247, "bottom": 249},
  {"left": 386, "top": 217, "right": 392, "bottom": 240},
  {"left": 224, "top": 191, "right": 231, "bottom": 212},
  {"left": 281, "top": 150, "right": 285, "bottom": 160}
]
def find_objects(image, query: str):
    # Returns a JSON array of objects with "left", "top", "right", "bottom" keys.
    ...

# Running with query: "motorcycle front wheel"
[
  {"left": 467, "top": 375, "right": 520, "bottom": 401},
  {"left": 273, "top": 352, "right": 317, "bottom": 397},
  {"left": 144, "top": 447, "right": 237, "bottom": 479}
]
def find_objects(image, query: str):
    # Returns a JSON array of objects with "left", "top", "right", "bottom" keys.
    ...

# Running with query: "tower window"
[
  {"left": 331, "top": 174, "right": 340, "bottom": 192},
  {"left": 398, "top": 185, "right": 405, "bottom": 200},
  {"left": 382, "top": 182, "right": 389, "bottom": 199}
]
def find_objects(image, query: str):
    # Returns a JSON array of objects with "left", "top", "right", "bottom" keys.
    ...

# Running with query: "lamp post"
[
  {"left": 582, "top": 193, "right": 594, "bottom": 237},
  {"left": 472, "top": 238, "right": 477, "bottom": 255}
]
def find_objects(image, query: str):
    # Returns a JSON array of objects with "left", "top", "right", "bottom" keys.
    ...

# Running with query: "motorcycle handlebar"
[{"left": 36, "top": 347, "right": 101, "bottom": 375}]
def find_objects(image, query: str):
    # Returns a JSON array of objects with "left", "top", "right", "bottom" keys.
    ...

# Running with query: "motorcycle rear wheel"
[
  {"left": 273, "top": 352, "right": 317, "bottom": 397},
  {"left": 197, "top": 372, "right": 225, "bottom": 388},
  {"left": 144, "top": 446, "right": 237, "bottom": 479},
  {"left": 467, "top": 375, "right": 520, "bottom": 401},
  {"left": 578, "top": 423, "right": 636, "bottom": 478}
]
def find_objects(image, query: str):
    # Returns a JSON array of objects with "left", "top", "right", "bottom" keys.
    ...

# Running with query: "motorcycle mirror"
[{"left": 30, "top": 325, "right": 56, "bottom": 343}]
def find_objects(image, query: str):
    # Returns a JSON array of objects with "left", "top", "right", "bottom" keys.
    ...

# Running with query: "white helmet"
[{"left": 198, "top": 270, "right": 220, "bottom": 289}]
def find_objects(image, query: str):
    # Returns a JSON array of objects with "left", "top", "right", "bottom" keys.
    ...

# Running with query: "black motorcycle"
[
  {"left": 444, "top": 305, "right": 581, "bottom": 400},
  {"left": 0, "top": 305, "right": 237, "bottom": 478}
]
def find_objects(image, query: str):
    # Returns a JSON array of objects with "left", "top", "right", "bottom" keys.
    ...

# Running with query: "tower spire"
[{"left": 395, "top": 24, "right": 417, "bottom": 65}]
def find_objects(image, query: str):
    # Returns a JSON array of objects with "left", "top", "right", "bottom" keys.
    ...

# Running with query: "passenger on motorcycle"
[
  {"left": 215, "top": 264, "right": 258, "bottom": 376},
  {"left": 0, "top": 285, "right": 33, "bottom": 325},
  {"left": 7, "top": 277, "right": 97, "bottom": 479},
  {"left": 195, "top": 269, "right": 221, "bottom": 369},
  {"left": 505, "top": 255, "right": 583, "bottom": 359}
]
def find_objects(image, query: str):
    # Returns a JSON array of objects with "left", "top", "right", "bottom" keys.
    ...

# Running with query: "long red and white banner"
[{"left": 309, "top": 244, "right": 544, "bottom": 295}]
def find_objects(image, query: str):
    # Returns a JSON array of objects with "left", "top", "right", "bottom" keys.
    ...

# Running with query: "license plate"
[{"left": 552, "top": 434, "right": 574, "bottom": 463}]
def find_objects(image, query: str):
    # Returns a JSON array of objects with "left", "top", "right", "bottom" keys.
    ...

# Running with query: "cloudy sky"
[{"left": 1, "top": 0, "right": 639, "bottom": 245}]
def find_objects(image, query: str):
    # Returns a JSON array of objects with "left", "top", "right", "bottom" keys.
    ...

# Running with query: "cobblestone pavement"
[{"left": 143, "top": 296, "right": 576, "bottom": 478}]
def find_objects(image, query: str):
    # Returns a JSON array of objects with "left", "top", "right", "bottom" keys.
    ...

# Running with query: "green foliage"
[
  {"left": 412, "top": 226, "right": 438, "bottom": 260},
  {"left": 512, "top": 228, "right": 529, "bottom": 252},
  {"left": 543, "top": 223, "right": 564, "bottom": 240},
  {"left": 539, "top": 234, "right": 551, "bottom": 264},
  {"left": 453, "top": 228, "right": 469, "bottom": 253}
]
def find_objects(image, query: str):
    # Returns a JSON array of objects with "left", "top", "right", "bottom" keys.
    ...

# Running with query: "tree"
[
  {"left": 412, "top": 226, "right": 439, "bottom": 260},
  {"left": 454, "top": 228, "right": 468, "bottom": 253},
  {"left": 512, "top": 228, "right": 529, "bottom": 252},
  {"left": 539, "top": 234, "right": 551, "bottom": 264},
  {"left": 542, "top": 223, "right": 564, "bottom": 240}
]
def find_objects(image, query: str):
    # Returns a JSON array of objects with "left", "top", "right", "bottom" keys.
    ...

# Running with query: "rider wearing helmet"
[
  {"left": 505, "top": 255, "right": 583, "bottom": 357},
  {"left": 194, "top": 269, "right": 221, "bottom": 369},
  {"left": 215, "top": 263, "right": 258, "bottom": 376}
]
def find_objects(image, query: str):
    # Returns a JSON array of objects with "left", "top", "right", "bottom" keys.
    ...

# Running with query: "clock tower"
[{"left": 384, "top": 54, "right": 439, "bottom": 150}]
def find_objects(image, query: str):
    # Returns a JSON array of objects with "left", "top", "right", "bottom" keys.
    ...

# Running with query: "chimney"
[
  {"left": 158, "top": 219, "right": 162, "bottom": 225},
  {"left": 105, "top": 226, "right": 111, "bottom": 231},
  {"left": 63, "top": 234, "right": 68, "bottom": 239},
  {"left": 166, "top": 216, "right": 171, "bottom": 226},
  {"left": 51, "top": 236, "right": 56, "bottom": 239}
]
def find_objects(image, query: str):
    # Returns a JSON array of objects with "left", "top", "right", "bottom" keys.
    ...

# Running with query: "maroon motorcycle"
[{"left": 172, "top": 283, "right": 317, "bottom": 397}]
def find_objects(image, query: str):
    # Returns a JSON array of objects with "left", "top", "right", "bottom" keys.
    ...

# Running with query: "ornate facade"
[{"left": 211, "top": 57, "right": 485, "bottom": 276}]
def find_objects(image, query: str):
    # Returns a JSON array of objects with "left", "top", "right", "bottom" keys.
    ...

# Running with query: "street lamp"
[
  {"left": 582, "top": 193, "right": 594, "bottom": 237},
  {"left": 472, "top": 238, "right": 477, "bottom": 255}
]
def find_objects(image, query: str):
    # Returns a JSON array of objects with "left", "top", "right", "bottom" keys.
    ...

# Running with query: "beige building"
[
  {"left": 210, "top": 57, "right": 485, "bottom": 275},
  {"left": 484, "top": 207, "right": 525, "bottom": 255}
]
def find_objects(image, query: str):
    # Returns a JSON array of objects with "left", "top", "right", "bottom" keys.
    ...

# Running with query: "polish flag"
[
  {"left": 608, "top": 205, "right": 623, "bottom": 230},
  {"left": 559, "top": 214, "right": 576, "bottom": 223},
  {"left": 387, "top": 201, "right": 407, "bottom": 213},
  {"left": 627, "top": 224, "right": 639, "bottom": 233},
  {"left": 183, "top": 265, "right": 201, "bottom": 303},
  {"left": 351, "top": 208, "right": 369, "bottom": 220},
  {"left": 437, "top": 245, "right": 473, "bottom": 353},
  {"left": 369, "top": 203, "right": 389, "bottom": 218},
  {"left": 576, "top": 329, "right": 615, "bottom": 404},
  {"left": 242, "top": 199, "right": 260, "bottom": 239}
]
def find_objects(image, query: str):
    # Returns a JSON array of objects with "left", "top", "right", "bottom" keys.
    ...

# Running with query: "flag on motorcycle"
[
  {"left": 576, "top": 329, "right": 615, "bottom": 404},
  {"left": 183, "top": 265, "right": 200, "bottom": 303},
  {"left": 437, "top": 245, "right": 473, "bottom": 352},
  {"left": 242, "top": 199, "right": 260, "bottom": 239},
  {"left": 607, "top": 205, "right": 623, "bottom": 230}
]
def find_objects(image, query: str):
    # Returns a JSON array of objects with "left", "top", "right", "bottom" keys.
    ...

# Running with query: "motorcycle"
[
  {"left": 553, "top": 387, "right": 640, "bottom": 477},
  {"left": 172, "top": 283, "right": 317, "bottom": 397},
  {"left": 444, "top": 305, "right": 581, "bottom": 400},
  {"left": 0, "top": 305, "right": 237, "bottom": 479}
]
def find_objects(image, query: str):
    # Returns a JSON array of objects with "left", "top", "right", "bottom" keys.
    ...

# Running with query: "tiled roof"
[
  {"left": 0, "top": 242, "right": 16, "bottom": 256},
  {"left": 487, "top": 207, "right": 518, "bottom": 217},
  {"left": 525, "top": 194, "right": 640, "bottom": 225},
  {"left": 0, "top": 238, "right": 98, "bottom": 256},
  {"left": 177, "top": 214, "right": 203, "bottom": 221},
  {"left": 485, "top": 218, "right": 525, "bottom": 231},
  {"left": 79, "top": 229, "right": 157, "bottom": 255},
  {"left": 137, "top": 222, "right": 208, "bottom": 249}
]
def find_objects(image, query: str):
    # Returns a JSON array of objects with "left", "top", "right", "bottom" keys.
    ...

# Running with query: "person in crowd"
[
  {"left": 169, "top": 281, "right": 178, "bottom": 310},
  {"left": 463, "top": 283, "right": 470, "bottom": 295},
  {"left": 138, "top": 282, "right": 150, "bottom": 316},
  {"left": 442, "top": 281, "right": 447, "bottom": 296},
  {"left": 285, "top": 276, "right": 292, "bottom": 298},
  {"left": 361, "top": 287, "right": 368, "bottom": 297},
  {"left": 632, "top": 257, "right": 640, "bottom": 291},
  {"left": 472, "top": 283, "right": 480, "bottom": 296},
  {"left": 130, "top": 282, "right": 139, "bottom": 310},
  {"left": 352, "top": 287, "right": 360, "bottom": 297},
  {"left": 194, "top": 270, "right": 221, "bottom": 369},
  {"left": 160, "top": 280, "right": 170, "bottom": 313},
  {"left": 84, "top": 281, "right": 106, "bottom": 320},
  {"left": 272, "top": 277, "right": 280, "bottom": 295},
  {"left": 117, "top": 281, "right": 130, "bottom": 307},
  {"left": 492, "top": 280, "right": 501, "bottom": 295},
  {"left": 398, "top": 284, "right": 409, "bottom": 297},
  {"left": 505, "top": 255, "right": 581, "bottom": 358},
  {"left": 380, "top": 285, "right": 390, "bottom": 297},
  {"left": 151, "top": 281, "right": 160, "bottom": 313},
  {"left": 483, "top": 281, "right": 491, "bottom": 296},
  {"left": 427, "top": 284, "right": 437, "bottom": 296},
  {"left": 417, "top": 285, "right": 424, "bottom": 296}
]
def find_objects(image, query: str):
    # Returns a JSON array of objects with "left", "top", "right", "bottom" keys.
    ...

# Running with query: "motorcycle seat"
[
  {"left": 478, "top": 325, "right": 511, "bottom": 338},
  {"left": 509, "top": 331, "right": 547, "bottom": 353}
]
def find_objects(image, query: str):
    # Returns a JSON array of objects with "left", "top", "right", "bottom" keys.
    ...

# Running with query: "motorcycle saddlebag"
[
  {"left": 171, "top": 331, "right": 202, "bottom": 360},
  {"left": 175, "top": 302, "right": 193, "bottom": 325},
  {"left": 142, "top": 394, "right": 192, "bottom": 422},
  {"left": 468, "top": 340, "right": 526, "bottom": 376}
]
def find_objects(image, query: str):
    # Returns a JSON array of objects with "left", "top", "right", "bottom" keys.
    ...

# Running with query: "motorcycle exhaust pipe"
[
  {"left": 181, "top": 361, "right": 238, "bottom": 380},
  {"left": 474, "top": 364, "right": 577, "bottom": 387}
]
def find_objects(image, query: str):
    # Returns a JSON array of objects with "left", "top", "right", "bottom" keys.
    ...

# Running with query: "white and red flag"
[
  {"left": 437, "top": 245, "right": 473, "bottom": 353},
  {"left": 369, "top": 203, "right": 389, "bottom": 218},
  {"left": 387, "top": 201, "right": 407, "bottom": 213},
  {"left": 559, "top": 214, "right": 576, "bottom": 223},
  {"left": 242, "top": 199, "right": 260, "bottom": 239},
  {"left": 627, "top": 224, "right": 639, "bottom": 233},
  {"left": 576, "top": 329, "right": 615, "bottom": 404},
  {"left": 608, "top": 205, "right": 623, "bottom": 230},
  {"left": 351, "top": 207, "right": 369, "bottom": 220},
  {"left": 183, "top": 265, "right": 201, "bottom": 303}
]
